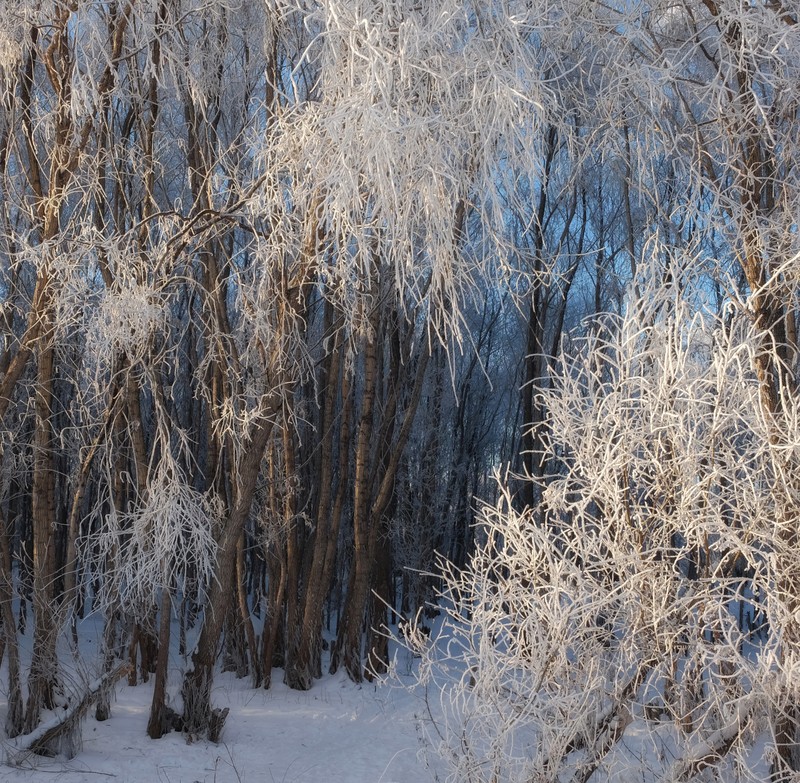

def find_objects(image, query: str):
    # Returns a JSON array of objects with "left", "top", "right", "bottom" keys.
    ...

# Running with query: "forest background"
[{"left": 0, "top": 1, "right": 799, "bottom": 781}]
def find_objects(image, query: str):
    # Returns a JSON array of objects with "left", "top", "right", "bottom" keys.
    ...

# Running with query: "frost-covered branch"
[{"left": 408, "top": 283, "right": 800, "bottom": 782}]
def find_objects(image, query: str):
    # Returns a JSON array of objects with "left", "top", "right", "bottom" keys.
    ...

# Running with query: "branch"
[
  {"left": 563, "top": 660, "right": 652, "bottom": 783},
  {"left": 658, "top": 696, "right": 757, "bottom": 783}
]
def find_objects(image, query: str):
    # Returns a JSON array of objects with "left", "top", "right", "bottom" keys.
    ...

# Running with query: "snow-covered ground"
[
  {"left": 0, "top": 610, "right": 774, "bottom": 782},
  {"left": 2, "top": 669, "right": 429, "bottom": 783},
  {"left": 0, "top": 617, "right": 433, "bottom": 783}
]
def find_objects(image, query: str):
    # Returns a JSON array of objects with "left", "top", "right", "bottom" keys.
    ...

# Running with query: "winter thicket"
[
  {"left": 413, "top": 293, "right": 800, "bottom": 782},
  {"left": 0, "top": 0, "right": 798, "bottom": 780}
]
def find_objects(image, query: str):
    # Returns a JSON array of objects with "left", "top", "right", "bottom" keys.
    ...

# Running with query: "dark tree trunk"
[
  {"left": 332, "top": 325, "right": 430, "bottom": 681},
  {"left": 364, "top": 525, "right": 391, "bottom": 681},
  {"left": 236, "top": 531, "right": 259, "bottom": 684},
  {"left": 181, "top": 410, "right": 274, "bottom": 737},
  {"left": 286, "top": 337, "right": 352, "bottom": 690},
  {"left": 261, "top": 545, "right": 286, "bottom": 689},
  {"left": 0, "top": 509, "right": 24, "bottom": 736},
  {"left": 330, "top": 305, "right": 379, "bottom": 681},
  {"left": 25, "top": 339, "right": 59, "bottom": 733},
  {"left": 147, "top": 586, "right": 172, "bottom": 738}
]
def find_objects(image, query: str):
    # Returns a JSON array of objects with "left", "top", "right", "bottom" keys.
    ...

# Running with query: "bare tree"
[
  {"left": 409, "top": 284, "right": 800, "bottom": 782},
  {"left": 0, "top": 0, "right": 795, "bottom": 763}
]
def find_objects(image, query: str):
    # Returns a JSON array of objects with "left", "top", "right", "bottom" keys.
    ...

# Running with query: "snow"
[
  {"left": 0, "top": 607, "right": 775, "bottom": 783},
  {"left": 0, "top": 618, "right": 432, "bottom": 783},
  {"left": 0, "top": 669, "right": 429, "bottom": 783}
]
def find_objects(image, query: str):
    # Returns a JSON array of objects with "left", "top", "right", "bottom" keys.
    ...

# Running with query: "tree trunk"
[
  {"left": 181, "top": 409, "right": 275, "bottom": 737},
  {"left": 25, "top": 337, "right": 59, "bottom": 733},
  {"left": 330, "top": 307, "right": 380, "bottom": 681},
  {"left": 261, "top": 545, "right": 286, "bottom": 689},
  {"left": 0, "top": 509, "right": 24, "bottom": 736},
  {"left": 286, "top": 332, "right": 351, "bottom": 690},
  {"left": 281, "top": 418, "right": 303, "bottom": 683},
  {"left": 236, "top": 531, "right": 260, "bottom": 685},
  {"left": 332, "top": 319, "right": 430, "bottom": 681},
  {"left": 147, "top": 585, "right": 172, "bottom": 739},
  {"left": 364, "top": 523, "right": 391, "bottom": 681}
]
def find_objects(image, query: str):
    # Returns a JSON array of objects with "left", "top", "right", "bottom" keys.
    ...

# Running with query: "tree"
[
  {"left": 409, "top": 285, "right": 800, "bottom": 782},
  {"left": 0, "top": 0, "right": 796, "bottom": 763}
]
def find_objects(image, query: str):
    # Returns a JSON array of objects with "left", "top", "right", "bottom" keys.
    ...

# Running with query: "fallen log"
[{"left": 4, "top": 662, "right": 130, "bottom": 765}]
